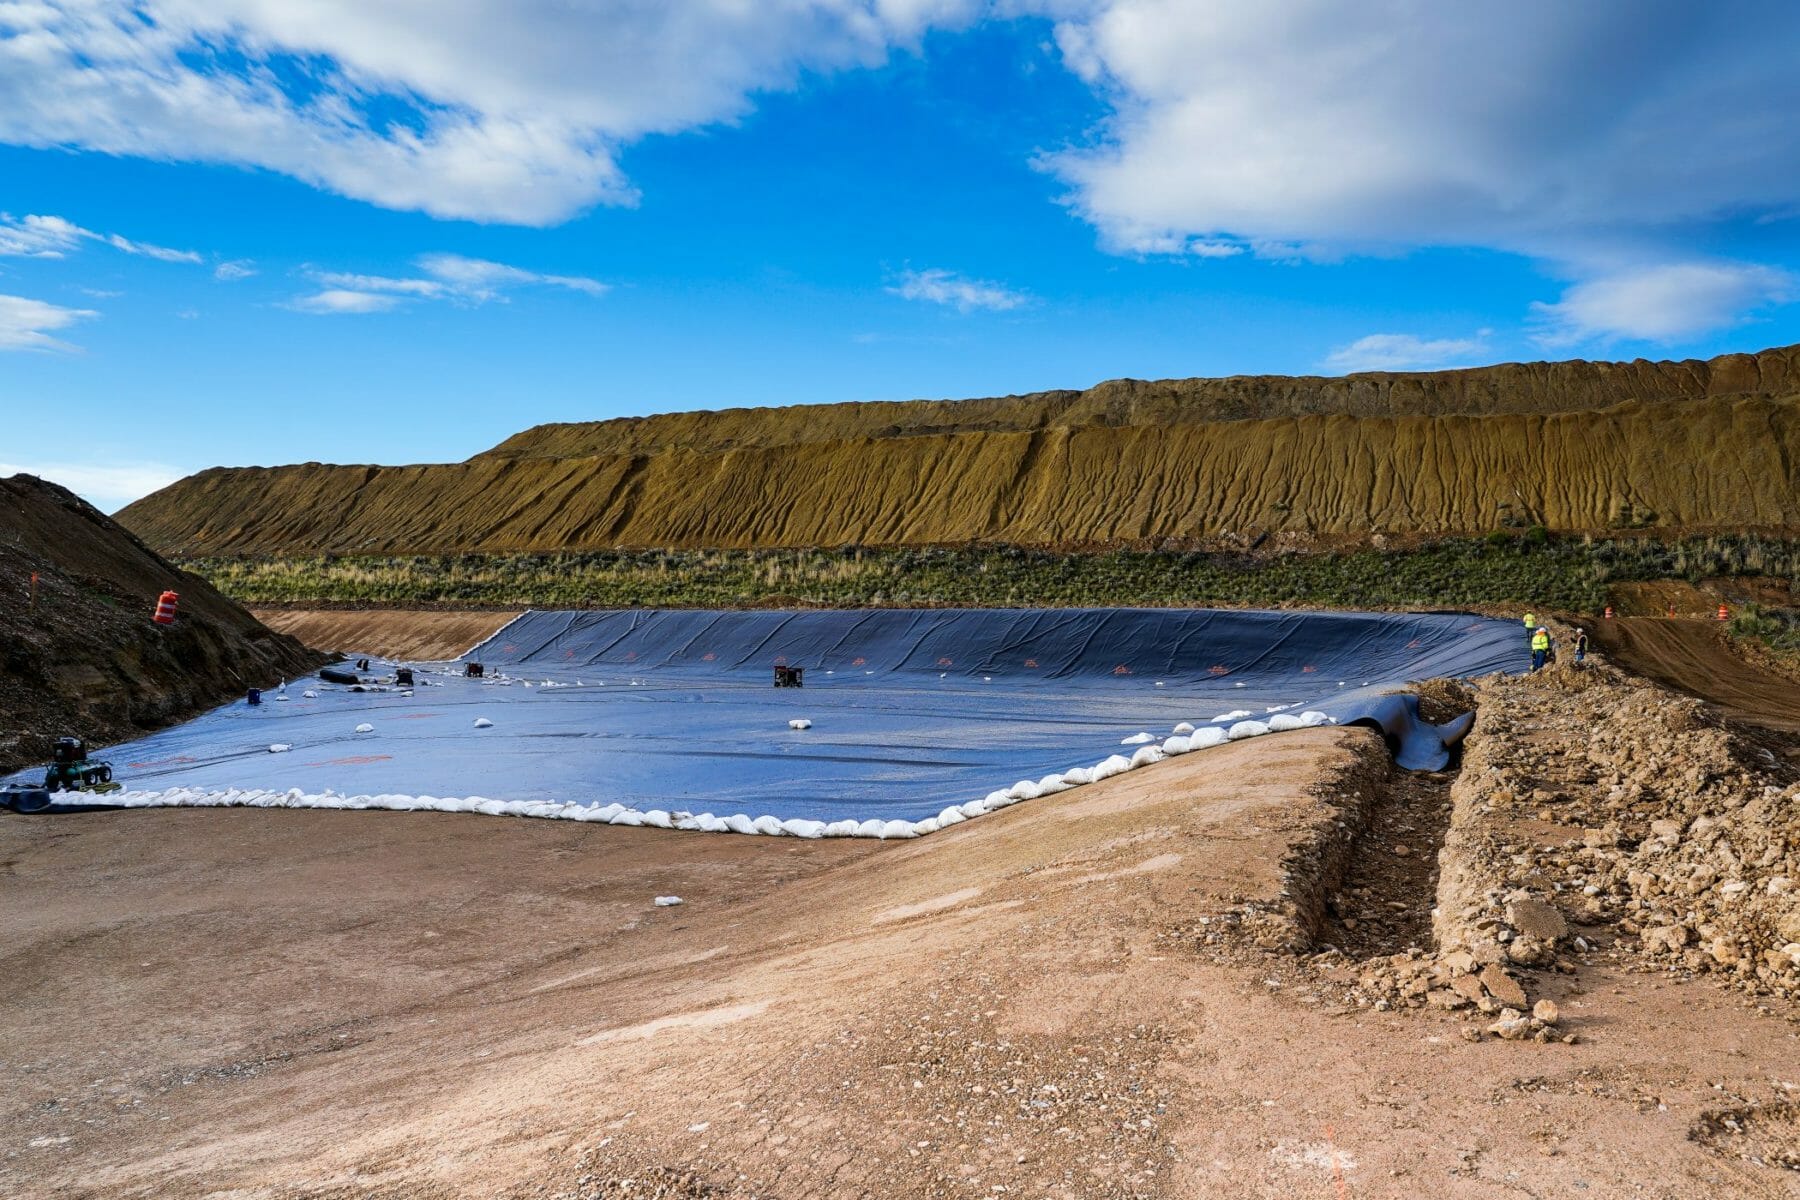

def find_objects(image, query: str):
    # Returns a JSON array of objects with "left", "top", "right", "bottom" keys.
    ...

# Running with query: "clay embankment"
[
  {"left": 250, "top": 608, "right": 521, "bottom": 660},
  {"left": 121, "top": 393, "right": 1800, "bottom": 555},
  {"left": 8, "top": 696, "right": 1800, "bottom": 1197},
  {"left": 0, "top": 474, "right": 320, "bottom": 776}
]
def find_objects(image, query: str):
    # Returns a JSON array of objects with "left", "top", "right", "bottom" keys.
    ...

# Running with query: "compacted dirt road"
[
  {"left": 7, "top": 719, "right": 1800, "bottom": 1198},
  {"left": 1589, "top": 617, "right": 1800, "bottom": 733}
]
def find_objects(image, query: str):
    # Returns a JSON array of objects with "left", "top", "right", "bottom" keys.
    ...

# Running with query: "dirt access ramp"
[
  {"left": 7, "top": 728, "right": 1800, "bottom": 1198},
  {"left": 1589, "top": 617, "right": 1800, "bottom": 733},
  {"left": 249, "top": 607, "right": 521, "bottom": 660}
]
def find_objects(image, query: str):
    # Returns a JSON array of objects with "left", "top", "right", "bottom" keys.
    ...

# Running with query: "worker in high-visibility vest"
[
  {"left": 1573, "top": 628, "right": 1588, "bottom": 664},
  {"left": 1523, "top": 611, "right": 1536, "bottom": 631},
  {"left": 1530, "top": 626, "right": 1551, "bottom": 671}
]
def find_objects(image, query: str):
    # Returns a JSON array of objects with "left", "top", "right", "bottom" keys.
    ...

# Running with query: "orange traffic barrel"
[
  {"left": 153, "top": 590, "right": 179, "bottom": 625},
  {"left": 1603, "top": 606, "right": 1614, "bottom": 619},
  {"left": 1717, "top": 603, "right": 1730, "bottom": 621}
]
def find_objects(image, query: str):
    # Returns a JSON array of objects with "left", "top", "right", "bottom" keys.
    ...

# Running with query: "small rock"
[
  {"left": 1479, "top": 964, "right": 1529, "bottom": 1010},
  {"left": 354, "top": 723, "right": 374, "bottom": 734},
  {"left": 1489, "top": 1011, "right": 1533, "bottom": 1041},
  {"left": 1393, "top": 844, "right": 1412, "bottom": 857},
  {"left": 653, "top": 896, "right": 683, "bottom": 907},
  {"left": 1450, "top": 974, "right": 1488, "bottom": 1004},
  {"left": 1506, "top": 898, "right": 1569, "bottom": 942},
  {"left": 473, "top": 717, "right": 494, "bottom": 728},
  {"left": 1532, "top": 999, "right": 1560, "bottom": 1025}
]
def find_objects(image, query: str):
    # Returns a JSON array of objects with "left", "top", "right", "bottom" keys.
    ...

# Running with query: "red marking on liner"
[
  {"left": 1112, "top": 664, "right": 1132, "bottom": 676},
  {"left": 1208, "top": 665, "right": 1230, "bottom": 676},
  {"left": 1024, "top": 658, "right": 1038, "bottom": 668},
  {"left": 852, "top": 657, "right": 867, "bottom": 666},
  {"left": 936, "top": 657, "right": 953, "bottom": 667},
  {"left": 1302, "top": 665, "right": 1318, "bottom": 673},
  {"left": 303, "top": 754, "right": 394, "bottom": 767},
  {"left": 702, "top": 652, "right": 717, "bottom": 661}
]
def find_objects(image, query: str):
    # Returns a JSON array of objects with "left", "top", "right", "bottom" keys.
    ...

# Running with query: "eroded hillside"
[{"left": 120, "top": 347, "right": 1800, "bottom": 555}]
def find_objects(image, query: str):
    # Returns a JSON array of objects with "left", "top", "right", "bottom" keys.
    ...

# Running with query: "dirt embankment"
[
  {"left": 9, "top": 665, "right": 1800, "bottom": 1197},
  {"left": 0, "top": 474, "right": 322, "bottom": 776},
  {"left": 250, "top": 608, "right": 521, "bottom": 660},
  {"left": 120, "top": 392, "right": 1800, "bottom": 555}
]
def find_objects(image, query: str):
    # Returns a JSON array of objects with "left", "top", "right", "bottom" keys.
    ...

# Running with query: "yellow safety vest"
[
  {"left": 1523, "top": 613, "right": 1536, "bottom": 627},
  {"left": 1532, "top": 630, "right": 1550, "bottom": 651}
]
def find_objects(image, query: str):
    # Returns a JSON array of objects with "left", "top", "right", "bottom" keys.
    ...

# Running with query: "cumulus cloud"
[
  {"left": 1530, "top": 262, "right": 1794, "bottom": 346},
  {"left": 0, "top": 1, "right": 984, "bottom": 226},
  {"left": 289, "top": 252, "right": 606, "bottom": 313},
  {"left": 0, "top": 212, "right": 199, "bottom": 262},
  {"left": 1039, "top": 2, "right": 1800, "bottom": 339},
  {"left": 1324, "top": 332, "right": 1491, "bottom": 373},
  {"left": 0, "top": 293, "right": 98, "bottom": 352},
  {"left": 889, "top": 267, "right": 1028, "bottom": 312},
  {"left": 0, "top": 459, "right": 184, "bottom": 511},
  {"left": 1043, "top": 3, "right": 1800, "bottom": 258}
]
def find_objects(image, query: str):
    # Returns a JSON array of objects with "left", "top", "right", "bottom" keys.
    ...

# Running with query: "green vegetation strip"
[{"left": 185, "top": 535, "right": 1800, "bottom": 615}]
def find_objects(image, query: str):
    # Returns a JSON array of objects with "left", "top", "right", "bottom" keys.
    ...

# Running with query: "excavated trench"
[{"left": 1318, "top": 765, "right": 1458, "bottom": 959}]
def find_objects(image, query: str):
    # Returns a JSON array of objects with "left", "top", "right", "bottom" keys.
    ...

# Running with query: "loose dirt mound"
[
  {"left": 121, "top": 391, "right": 1800, "bottom": 555},
  {"left": 0, "top": 474, "right": 321, "bottom": 776},
  {"left": 1589, "top": 618, "right": 1800, "bottom": 732},
  {"left": 250, "top": 607, "right": 521, "bottom": 659}
]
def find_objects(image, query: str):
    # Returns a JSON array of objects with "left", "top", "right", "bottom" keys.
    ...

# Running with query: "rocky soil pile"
[
  {"left": 1199, "top": 649, "right": 1800, "bottom": 1045},
  {"left": 1441, "top": 658, "right": 1800, "bottom": 999},
  {"left": 0, "top": 474, "right": 322, "bottom": 776}
]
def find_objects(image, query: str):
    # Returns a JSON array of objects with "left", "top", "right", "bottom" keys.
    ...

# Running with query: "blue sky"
[{"left": 3, "top": 2, "right": 1800, "bottom": 511}]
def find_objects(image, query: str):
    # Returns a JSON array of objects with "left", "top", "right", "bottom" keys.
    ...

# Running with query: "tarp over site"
[{"left": 7, "top": 608, "right": 1528, "bottom": 836}]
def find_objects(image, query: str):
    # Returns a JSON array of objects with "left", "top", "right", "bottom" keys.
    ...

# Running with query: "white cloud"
[
  {"left": 1043, "top": 3, "right": 1800, "bottom": 260},
  {"left": 102, "top": 233, "right": 201, "bottom": 263},
  {"left": 0, "top": 214, "right": 85, "bottom": 257},
  {"left": 889, "top": 267, "right": 1028, "bottom": 312},
  {"left": 289, "top": 252, "right": 606, "bottom": 313},
  {"left": 214, "top": 259, "right": 258, "bottom": 281},
  {"left": 0, "top": 212, "right": 198, "bottom": 262},
  {"left": 0, "top": 1, "right": 985, "bottom": 226},
  {"left": 1324, "top": 332, "right": 1491, "bottom": 373},
  {"left": 1530, "top": 262, "right": 1793, "bottom": 346},
  {"left": 0, "top": 459, "right": 184, "bottom": 512},
  {"left": 415, "top": 252, "right": 607, "bottom": 299},
  {"left": 0, "top": 293, "right": 98, "bottom": 352},
  {"left": 288, "top": 289, "right": 400, "bottom": 315}
]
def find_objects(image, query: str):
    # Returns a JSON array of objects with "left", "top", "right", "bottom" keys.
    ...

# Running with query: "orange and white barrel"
[
  {"left": 1716, "top": 603, "right": 1730, "bottom": 622},
  {"left": 1603, "top": 606, "right": 1614, "bottom": 620},
  {"left": 153, "top": 590, "right": 179, "bottom": 625}
]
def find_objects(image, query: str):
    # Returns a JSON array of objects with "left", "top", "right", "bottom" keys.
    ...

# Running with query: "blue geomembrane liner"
[{"left": 5, "top": 608, "right": 1527, "bottom": 826}]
